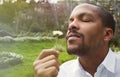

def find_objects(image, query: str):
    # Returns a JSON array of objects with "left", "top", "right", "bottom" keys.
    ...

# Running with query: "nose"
[{"left": 68, "top": 19, "right": 80, "bottom": 31}]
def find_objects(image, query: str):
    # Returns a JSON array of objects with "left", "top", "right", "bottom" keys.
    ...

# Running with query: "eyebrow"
[{"left": 77, "top": 12, "right": 94, "bottom": 18}]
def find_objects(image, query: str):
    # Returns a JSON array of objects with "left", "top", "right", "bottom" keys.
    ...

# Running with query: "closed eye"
[
  {"left": 69, "top": 18, "right": 74, "bottom": 22},
  {"left": 82, "top": 19, "right": 92, "bottom": 22},
  {"left": 78, "top": 13, "right": 94, "bottom": 22}
]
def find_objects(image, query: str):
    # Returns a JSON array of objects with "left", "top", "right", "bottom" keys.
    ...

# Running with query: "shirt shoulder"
[
  {"left": 114, "top": 52, "right": 120, "bottom": 63},
  {"left": 115, "top": 53, "right": 120, "bottom": 70},
  {"left": 115, "top": 52, "right": 120, "bottom": 59},
  {"left": 57, "top": 59, "right": 79, "bottom": 77},
  {"left": 60, "top": 59, "right": 78, "bottom": 69}
]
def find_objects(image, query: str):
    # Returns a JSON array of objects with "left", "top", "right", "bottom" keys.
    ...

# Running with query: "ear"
[{"left": 104, "top": 28, "right": 113, "bottom": 42}]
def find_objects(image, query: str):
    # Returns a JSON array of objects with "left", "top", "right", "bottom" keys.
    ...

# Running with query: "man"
[{"left": 33, "top": 3, "right": 120, "bottom": 77}]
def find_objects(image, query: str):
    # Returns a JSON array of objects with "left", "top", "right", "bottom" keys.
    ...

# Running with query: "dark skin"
[
  {"left": 67, "top": 3, "right": 113, "bottom": 76},
  {"left": 33, "top": 3, "right": 113, "bottom": 77},
  {"left": 78, "top": 47, "right": 108, "bottom": 76}
]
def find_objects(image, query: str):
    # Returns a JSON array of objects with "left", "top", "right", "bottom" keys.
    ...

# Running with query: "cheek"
[
  {"left": 85, "top": 30, "right": 104, "bottom": 47},
  {"left": 84, "top": 27, "right": 103, "bottom": 44}
]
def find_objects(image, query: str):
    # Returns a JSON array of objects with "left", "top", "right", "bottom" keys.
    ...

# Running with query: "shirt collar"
[{"left": 100, "top": 49, "right": 116, "bottom": 73}]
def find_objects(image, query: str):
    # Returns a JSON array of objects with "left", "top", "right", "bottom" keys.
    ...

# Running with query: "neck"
[{"left": 78, "top": 47, "right": 109, "bottom": 76}]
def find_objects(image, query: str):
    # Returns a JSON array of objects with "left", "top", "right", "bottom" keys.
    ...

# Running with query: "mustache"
[{"left": 66, "top": 29, "right": 84, "bottom": 40}]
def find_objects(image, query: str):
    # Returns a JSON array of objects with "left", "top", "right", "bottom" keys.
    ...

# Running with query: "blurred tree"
[
  {"left": 0, "top": 0, "right": 30, "bottom": 22},
  {"left": 14, "top": 1, "right": 57, "bottom": 34},
  {"left": 0, "top": 0, "right": 119, "bottom": 40},
  {"left": 0, "top": 0, "right": 30, "bottom": 34}
]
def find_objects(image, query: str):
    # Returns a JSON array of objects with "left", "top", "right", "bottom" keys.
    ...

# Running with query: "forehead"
[{"left": 70, "top": 3, "right": 100, "bottom": 18}]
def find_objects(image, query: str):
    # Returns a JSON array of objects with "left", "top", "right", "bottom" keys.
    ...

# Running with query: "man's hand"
[{"left": 33, "top": 49, "right": 60, "bottom": 77}]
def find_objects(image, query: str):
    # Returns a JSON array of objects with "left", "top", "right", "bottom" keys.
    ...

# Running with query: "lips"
[{"left": 66, "top": 33, "right": 81, "bottom": 40}]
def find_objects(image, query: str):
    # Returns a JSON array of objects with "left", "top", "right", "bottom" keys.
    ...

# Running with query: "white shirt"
[{"left": 57, "top": 49, "right": 120, "bottom": 77}]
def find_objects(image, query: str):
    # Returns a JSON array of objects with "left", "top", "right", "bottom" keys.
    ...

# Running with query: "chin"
[
  {"left": 66, "top": 44, "right": 88, "bottom": 56},
  {"left": 67, "top": 45, "right": 80, "bottom": 55}
]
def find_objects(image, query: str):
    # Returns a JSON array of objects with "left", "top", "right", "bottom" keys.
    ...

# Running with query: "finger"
[
  {"left": 35, "top": 59, "right": 59, "bottom": 71},
  {"left": 35, "top": 68, "right": 51, "bottom": 77},
  {"left": 44, "top": 59, "right": 59, "bottom": 70},
  {"left": 45, "top": 66, "right": 58, "bottom": 77},
  {"left": 33, "top": 55, "right": 57, "bottom": 66},
  {"left": 37, "top": 49, "right": 60, "bottom": 60},
  {"left": 36, "top": 66, "right": 58, "bottom": 77}
]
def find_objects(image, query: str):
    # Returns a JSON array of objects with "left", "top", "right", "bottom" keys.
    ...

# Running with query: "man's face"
[{"left": 66, "top": 4, "right": 105, "bottom": 56}]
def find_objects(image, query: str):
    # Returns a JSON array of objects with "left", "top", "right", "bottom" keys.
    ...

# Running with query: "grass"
[{"left": 0, "top": 39, "right": 76, "bottom": 77}]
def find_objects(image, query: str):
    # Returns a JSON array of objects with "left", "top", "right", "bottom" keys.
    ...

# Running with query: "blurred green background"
[{"left": 0, "top": 0, "right": 120, "bottom": 77}]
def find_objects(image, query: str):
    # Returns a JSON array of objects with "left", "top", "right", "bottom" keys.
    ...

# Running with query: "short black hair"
[{"left": 96, "top": 5, "right": 116, "bottom": 34}]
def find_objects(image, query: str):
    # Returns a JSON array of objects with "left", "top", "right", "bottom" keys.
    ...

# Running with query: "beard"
[
  {"left": 66, "top": 28, "right": 104, "bottom": 57},
  {"left": 66, "top": 29, "right": 90, "bottom": 56},
  {"left": 66, "top": 42, "right": 90, "bottom": 56}
]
